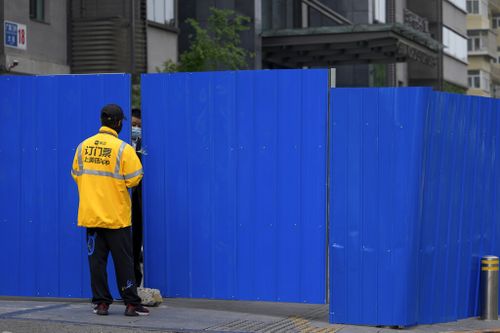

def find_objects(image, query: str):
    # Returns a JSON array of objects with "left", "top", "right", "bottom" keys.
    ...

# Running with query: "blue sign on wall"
[
  {"left": 4, "top": 22, "right": 17, "bottom": 46},
  {"left": 4, "top": 21, "right": 27, "bottom": 50}
]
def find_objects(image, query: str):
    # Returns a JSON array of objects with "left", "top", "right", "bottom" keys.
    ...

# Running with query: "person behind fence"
[
  {"left": 71, "top": 104, "right": 150, "bottom": 317},
  {"left": 131, "top": 108, "right": 143, "bottom": 285}
]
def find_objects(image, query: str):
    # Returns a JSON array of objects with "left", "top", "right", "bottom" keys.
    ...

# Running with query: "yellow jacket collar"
[{"left": 99, "top": 126, "right": 118, "bottom": 137}]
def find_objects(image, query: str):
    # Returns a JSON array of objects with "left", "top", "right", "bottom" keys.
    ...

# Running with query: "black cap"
[
  {"left": 101, "top": 104, "right": 126, "bottom": 121},
  {"left": 131, "top": 108, "right": 141, "bottom": 119}
]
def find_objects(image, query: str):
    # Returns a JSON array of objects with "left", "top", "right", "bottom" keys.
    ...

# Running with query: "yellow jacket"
[{"left": 71, "top": 126, "right": 143, "bottom": 229}]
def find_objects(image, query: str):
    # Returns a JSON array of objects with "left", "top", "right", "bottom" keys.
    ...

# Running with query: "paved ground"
[{"left": 0, "top": 298, "right": 500, "bottom": 333}]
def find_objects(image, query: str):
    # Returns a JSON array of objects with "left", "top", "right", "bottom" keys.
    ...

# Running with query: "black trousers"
[{"left": 86, "top": 227, "right": 141, "bottom": 306}]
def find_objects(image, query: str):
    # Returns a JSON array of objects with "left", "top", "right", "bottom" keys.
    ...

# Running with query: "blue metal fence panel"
[
  {"left": 330, "top": 87, "right": 431, "bottom": 326},
  {"left": 330, "top": 88, "right": 500, "bottom": 326},
  {"left": 142, "top": 69, "right": 328, "bottom": 303},
  {"left": 0, "top": 74, "right": 131, "bottom": 298},
  {"left": 417, "top": 93, "right": 500, "bottom": 324},
  {"left": 4, "top": 72, "right": 498, "bottom": 323}
]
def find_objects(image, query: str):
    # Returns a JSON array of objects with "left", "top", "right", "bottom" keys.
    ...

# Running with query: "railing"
[{"left": 404, "top": 8, "right": 429, "bottom": 33}]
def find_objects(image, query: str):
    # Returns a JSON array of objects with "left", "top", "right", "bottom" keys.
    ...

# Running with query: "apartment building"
[
  {"left": 466, "top": 0, "right": 500, "bottom": 97},
  {"left": 1, "top": 0, "right": 177, "bottom": 75},
  {"left": 0, "top": 0, "right": 70, "bottom": 74},
  {"left": 71, "top": 0, "right": 178, "bottom": 74},
  {"left": 179, "top": 0, "right": 467, "bottom": 89},
  {"left": 407, "top": 0, "right": 468, "bottom": 91}
]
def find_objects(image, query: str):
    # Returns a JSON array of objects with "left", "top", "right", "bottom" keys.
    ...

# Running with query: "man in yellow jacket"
[{"left": 71, "top": 104, "right": 149, "bottom": 317}]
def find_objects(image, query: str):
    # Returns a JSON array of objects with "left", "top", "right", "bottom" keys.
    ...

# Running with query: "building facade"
[
  {"left": 71, "top": 0, "right": 178, "bottom": 75},
  {"left": 466, "top": 0, "right": 500, "bottom": 97},
  {"left": 0, "top": 0, "right": 177, "bottom": 75},
  {"left": 0, "top": 0, "right": 70, "bottom": 74},
  {"left": 407, "top": 0, "right": 468, "bottom": 91},
  {"left": 178, "top": 0, "right": 468, "bottom": 90},
  {"left": 146, "top": 0, "right": 178, "bottom": 72}
]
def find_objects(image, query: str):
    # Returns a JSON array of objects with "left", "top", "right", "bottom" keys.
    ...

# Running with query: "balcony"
[
  {"left": 262, "top": 23, "right": 441, "bottom": 68},
  {"left": 468, "top": 29, "right": 497, "bottom": 58},
  {"left": 467, "top": 14, "right": 491, "bottom": 30},
  {"left": 261, "top": 1, "right": 441, "bottom": 68},
  {"left": 403, "top": 8, "right": 429, "bottom": 34}
]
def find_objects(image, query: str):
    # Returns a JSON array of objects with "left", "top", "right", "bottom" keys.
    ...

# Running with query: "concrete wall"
[
  {"left": 396, "top": 63, "right": 408, "bottom": 86},
  {"left": 408, "top": 60, "right": 437, "bottom": 86},
  {"left": 467, "top": 14, "right": 491, "bottom": 30},
  {"left": 443, "top": 1, "right": 467, "bottom": 35},
  {"left": 4, "top": 0, "right": 69, "bottom": 74},
  {"left": 71, "top": 0, "right": 131, "bottom": 19},
  {"left": 146, "top": 25, "right": 177, "bottom": 73},
  {"left": 442, "top": 1, "right": 468, "bottom": 88},
  {"left": 443, "top": 55, "right": 468, "bottom": 87},
  {"left": 488, "top": 29, "right": 497, "bottom": 57},
  {"left": 394, "top": 0, "right": 407, "bottom": 23},
  {"left": 468, "top": 55, "right": 491, "bottom": 72},
  {"left": 392, "top": 0, "right": 408, "bottom": 86}
]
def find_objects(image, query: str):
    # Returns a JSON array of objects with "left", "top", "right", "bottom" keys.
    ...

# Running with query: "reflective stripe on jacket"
[{"left": 71, "top": 126, "right": 143, "bottom": 229}]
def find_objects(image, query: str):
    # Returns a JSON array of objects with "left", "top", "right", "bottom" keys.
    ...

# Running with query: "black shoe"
[
  {"left": 124, "top": 304, "right": 150, "bottom": 316},
  {"left": 93, "top": 303, "right": 109, "bottom": 315}
]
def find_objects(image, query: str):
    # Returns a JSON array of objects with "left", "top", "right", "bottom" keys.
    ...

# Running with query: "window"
[
  {"left": 468, "top": 70, "right": 491, "bottom": 92},
  {"left": 466, "top": 0, "right": 487, "bottom": 15},
  {"left": 467, "top": 36, "right": 481, "bottom": 51},
  {"left": 29, "top": 0, "right": 44, "bottom": 21},
  {"left": 493, "top": 16, "right": 500, "bottom": 29},
  {"left": 468, "top": 31, "right": 489, "bottom": 53},
  {"left": 147, "top": 0, "right": 175, "bottom": 25},
  {"left": 373, "top": 0, "right": 386, "bottom": 23},
  {"left": 448, "top": 0, "right": 466, "bottom": 11},
  {"left": 443, "top": 27, "right": 468, "bottom": 62},
  {"left": 466, "top": 0, "right": 477, "bottom": 13},
  {"left": 468, "top": 70, "right": 480, "bottom": 88}
]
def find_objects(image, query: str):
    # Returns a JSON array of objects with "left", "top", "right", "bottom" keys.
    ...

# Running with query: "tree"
[{"left": 159, "top": 7, "right": 252, "bottom": 72}]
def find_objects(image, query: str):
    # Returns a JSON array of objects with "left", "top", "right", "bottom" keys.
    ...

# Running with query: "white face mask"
[{"left": 131, "top": 126, "right": 142, "bottom": 141}]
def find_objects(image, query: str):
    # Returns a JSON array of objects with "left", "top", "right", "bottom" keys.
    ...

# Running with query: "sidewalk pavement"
[{"left": 0, "top": 298, "right": 500, "bottom": 333}]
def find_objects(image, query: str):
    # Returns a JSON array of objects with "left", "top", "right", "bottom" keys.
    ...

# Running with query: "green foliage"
[
  {"left": 132, "top": 83, "right": 141, "bottom": 109},
  {"left": 156, "top": 59, "right": 178, "bottom": 73},
  {"left": 372, "top": 64, "right": 387, "bottom": 87},
  {"left": 158, "top": 7, "right": 252, "bottom": 72},
  {"left": 131, "top": 74, "right": 141, "bottom": 109},
  {"left": 442, "top": 81, "right": 467, "bottom": 95}
]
